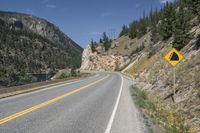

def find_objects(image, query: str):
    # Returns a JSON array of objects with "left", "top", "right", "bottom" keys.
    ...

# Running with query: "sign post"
[{"left": 164, "top": 48, "right": 183, "bottom": 103}]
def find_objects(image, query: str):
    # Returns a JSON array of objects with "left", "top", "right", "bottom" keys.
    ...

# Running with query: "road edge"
[{"left": 105, "top": 73, "right": 124, "bottom": 133}]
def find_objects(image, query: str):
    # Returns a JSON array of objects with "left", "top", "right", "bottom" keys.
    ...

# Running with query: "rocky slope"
[
  {"left": 124, "top": 25, "right": 200, "bottom": 132},
  {"left": 0, "top": 11, "right": 83, "bottom": 87},
  {"left": 81, "top": 45, "right": 124, "bottom": 71},
  {"left": 80, "top": 35, "right": 146, "bottom": 71}
]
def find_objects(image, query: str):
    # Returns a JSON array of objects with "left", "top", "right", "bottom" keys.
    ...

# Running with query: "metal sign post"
[
  {"left": 164, "top": 48, "right": 183, "bottom": 103},
  {"left": 173, "top": 67, "right": 176, "bottom": 103}
]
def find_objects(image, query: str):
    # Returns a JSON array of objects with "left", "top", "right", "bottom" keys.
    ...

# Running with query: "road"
[{"left": 0, "top": 72, "right": 146, "bottom": 133}]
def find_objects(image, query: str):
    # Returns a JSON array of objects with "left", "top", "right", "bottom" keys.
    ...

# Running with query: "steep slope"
[
  {"left": 0, "top": 11, "right": 83, "bottom": 87},
  {"left": 124, "top": 26, "right": 200, "bottom": 132}
]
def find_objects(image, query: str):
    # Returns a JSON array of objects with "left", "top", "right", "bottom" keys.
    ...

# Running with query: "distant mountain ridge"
[
  {"left": 0, "top": 11, "right": 83, "bottom": 87},
  {"left": 0, "top": 11, "right": 82, "bottom": 52}
]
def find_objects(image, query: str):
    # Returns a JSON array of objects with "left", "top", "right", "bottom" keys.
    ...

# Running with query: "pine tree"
[
  {"left": 173, "top": 6, "right": 193, "bottom": 50},
  {"left": 90, "top": 39, "right": 96, "bottom": 53},
  {"left": 99, "top": 38, "right": 103, "bottom": 43},
  {"left": 159, "top": 2, "right": 176, "bottom": 40},
  {"left": 137, "top": 17, "right": 147, "bottom": 38},
  {"left": 119, "top": 24, "right": 129, "bottom": 37},
  {"left": 151, "top": 22, "right": 160, "bottom": 43},
  {"left": 102, "top": 32, "right": 111, "bottom": 51},
  {"left": 129, "top": 21, "right": 138, "bottom": 39},
  {"left": 187, "top": 0, "right": 200, "bottom": 22}
]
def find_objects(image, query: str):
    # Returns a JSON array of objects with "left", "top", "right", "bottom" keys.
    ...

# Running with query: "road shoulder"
[{"left": 110, "top": 75, "right": 147, "bottom": 133}]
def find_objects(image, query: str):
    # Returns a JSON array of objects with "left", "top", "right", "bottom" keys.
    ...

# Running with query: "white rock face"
[{"left": 81, "top": 45, "right": 125, "bottom": 71}]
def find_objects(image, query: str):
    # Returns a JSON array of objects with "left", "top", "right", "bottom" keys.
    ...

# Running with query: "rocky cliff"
[
  {"left": 81, "top": 45, "right": 124, "bottom": 71},
  {"left": 0, "top": 11, "right": 83, "bottom": 87}
]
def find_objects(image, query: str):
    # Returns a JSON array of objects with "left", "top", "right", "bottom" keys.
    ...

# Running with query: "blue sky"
[{"left": 0, "top": 0, "right": 174, "bottom": 48}]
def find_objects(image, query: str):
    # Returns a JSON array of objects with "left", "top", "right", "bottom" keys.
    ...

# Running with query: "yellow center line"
[{"left": 0, "top": 75, "right": 109, "bottom": 125}]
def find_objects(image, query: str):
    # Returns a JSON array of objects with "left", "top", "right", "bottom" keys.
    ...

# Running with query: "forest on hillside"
[
  {"left": 119, "top": 0, "right": 200, "bottom": 51},
  {"left": 0, "top": 26, "right": 81, "bottom": 87}
]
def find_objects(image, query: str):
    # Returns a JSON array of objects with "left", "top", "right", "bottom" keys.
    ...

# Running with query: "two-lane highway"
[{"left": 0, "top": 72, "right": 145, "bottom": 133}]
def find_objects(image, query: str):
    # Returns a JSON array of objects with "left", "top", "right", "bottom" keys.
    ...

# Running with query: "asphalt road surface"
[{"left": 0, "top": 72, "right": 146, "bottom": 133}]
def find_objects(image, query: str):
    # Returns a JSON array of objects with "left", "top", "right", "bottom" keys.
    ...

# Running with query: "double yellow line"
[{"left": 0, "top": 75, "right": 109, "bottom": 125}]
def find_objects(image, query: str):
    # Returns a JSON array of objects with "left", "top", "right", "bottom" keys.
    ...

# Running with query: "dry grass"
[{"left": 131, "top": 85, "right": 190, "bottom": 133}]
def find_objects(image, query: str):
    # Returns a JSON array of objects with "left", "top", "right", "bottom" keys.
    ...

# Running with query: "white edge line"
[
  {"left": 0, "top": 73, "right": 100, "bottom": 102},
  {"left": 105, "top": 73, "right": 124, "bottom": 133}
]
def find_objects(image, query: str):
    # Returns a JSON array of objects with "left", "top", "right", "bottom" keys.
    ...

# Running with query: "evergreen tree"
[
  {"left": 173, "top": 6, "right": 193, "bottom": 50},
  {"left": 187, "top": 0, "right": 200, "bottom": 22},
  {"left": 159, "top": 2, "right": 176, "bottom": 40},
  {"left": 90, "top": 39, "right": 96, "bottom": 53},
  {"left": 102, "top": 32, "right": 111, "bottom": 51},
  {"left": 151, "top": 22, "right": 160, "bottom": 43},
  {"left": 119, "top": 24, "right": 129, "bottom": 37},
  {"left": 129, "top": 21, "right": 138, "bottom": 39},
  {"left": 99, "top": 38, "right": 103, "bottom": 43},
  {"left": 137, "top": 17, "right": 147, "bottom": 38}
]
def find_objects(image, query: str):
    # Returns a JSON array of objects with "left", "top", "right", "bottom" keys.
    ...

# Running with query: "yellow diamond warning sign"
[{"left": 164, "top": 48, "right": 183, "bottom": 67}]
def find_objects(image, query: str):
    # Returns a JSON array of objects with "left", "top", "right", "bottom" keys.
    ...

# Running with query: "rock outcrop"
[{"left": 81, "top": 45, "right": 124, "bottom": 71}]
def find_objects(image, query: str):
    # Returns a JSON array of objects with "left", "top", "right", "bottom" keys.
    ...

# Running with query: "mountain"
[{"left": 0, "top": 11, "right": 83, "bottom": 87}]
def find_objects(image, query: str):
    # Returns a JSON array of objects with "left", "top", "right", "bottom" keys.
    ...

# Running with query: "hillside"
[
  {"left": 80, "top": 0, "right": 200, "bottom": 132},
  {"left": 0, "top": 11, "right": 83, "bottom": 87}
]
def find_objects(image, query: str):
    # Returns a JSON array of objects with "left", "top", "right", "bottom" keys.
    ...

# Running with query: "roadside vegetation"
[
  {"left": 57, "top": 69, "right": 81, "bottom": 79},
  {"left": 130, "top": 85, "right": 190, "bottom": 133},
  {"left": 0, "top": 70, "right": 91, "bottom": 98}
]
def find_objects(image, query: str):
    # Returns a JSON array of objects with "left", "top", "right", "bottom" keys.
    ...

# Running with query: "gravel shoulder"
[{"left": 110, "top": 75, "right": 147, "bottom": 133}]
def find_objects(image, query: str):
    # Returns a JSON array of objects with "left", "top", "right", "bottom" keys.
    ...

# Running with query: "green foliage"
[
  {"left": 129, "top": 21, "right": 139, "bottom": 39},
  {"left": 150, "top": 22, "right": 161, "bottom": 43},
  {"left": 118, "top": 0, "right": 197, "bottom": 51},
  {"left": 59, "top": 72, "right": 71, "bottom": 79},
  {"left": 101, "top": 32, "right": 111, "bottom": 51},
  {"left": 0, "top": 26, "right": 81, "bottom": 87},
  {"left": 186, "top": 0, "right": 200, "bottom": 22},
  {"left": 135, "top": 90, "right": 148, "bottom": 108},
  {"left": 128, "top": 16, "right": 147, "bottom": 39},
  {"left": 99, "top": 38, "right": 103, "bottom": 43},
  {"left": 70, "top": 68, "right": 78, "bottom": 77},
  {"left": 90, "top": 39, "right": 96, "bottom": 53},
  {"left": 119, "top": 24, "right": 129, "bottom": 37},
  {"left": 124, "top": 45, "right": 129, "bottom": 50},
  {"left": 159, "top": 2, "right": 176, "bottom": 40},
  {"left": 131, "top": 86, "right": 190, "bottom": 133},
  {"left": 58, "top": 69, "right": 79, "bottom": 79},
  {"left": 173, "top": 6, "right": 193, "bottom": 50}
]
